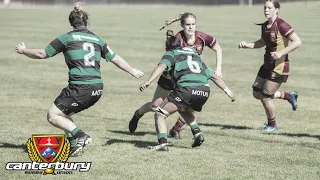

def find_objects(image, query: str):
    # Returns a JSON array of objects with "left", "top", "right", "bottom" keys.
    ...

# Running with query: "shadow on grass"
[
  {"left": 198, "top": 123, "right": 254, "bottom": 130},
  {"left": 104, "top": 138, "right": 158, "bottom": 148},
  {"left": 0, "top": 142, "right": 28, "bottom": 153},
  {"left": 109, "top": 130, "right": 156, "bottom": 136},
  {"left": 267, "top": 132, "right": 320, "bottom": 141},
  {"left": 104, "top": 138, "right": 191, "bottom": 149}
]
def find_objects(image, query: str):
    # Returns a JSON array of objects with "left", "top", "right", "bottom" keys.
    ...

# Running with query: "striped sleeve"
[
  {"left": 101, "top": 42, "right": 117, "bottom": 62},
  {"left": 44, "top": 33, "right": 69, "bottom": 57},
  {"left": 279, "top": 21, "right": 294, "bottom": 38},
  {"left": 199, "top": 31, "right": 216, "bottom": 48},
  {"left": 159, "top": 51, "right": 175, "bottom": 71}
]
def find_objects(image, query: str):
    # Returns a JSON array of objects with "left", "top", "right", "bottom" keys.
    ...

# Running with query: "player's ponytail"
[
  {"left": 159, "top": 12, "right": 196, "bottom": 31},
  {"left": 69, "top": 2, "right": 89, "bottom": 28},
  {"left": 159, "top": 14, "right": 182, "bottom": 31}
]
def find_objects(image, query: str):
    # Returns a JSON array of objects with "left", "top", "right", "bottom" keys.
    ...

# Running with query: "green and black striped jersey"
[
  {"left": 159, "top": 47, "right": 213, "bottom": 88},
  {"left": 44, "top": 27, "right": 116, "bottom": 85}
]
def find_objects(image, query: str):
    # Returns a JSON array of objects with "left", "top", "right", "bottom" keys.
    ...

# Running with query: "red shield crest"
[{"left": 32, "top": 135, "right": 65, "bottom": 163}]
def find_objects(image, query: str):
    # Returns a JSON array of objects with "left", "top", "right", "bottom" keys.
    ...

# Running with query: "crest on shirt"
[{"left": 270, "top": 32, "right": 277, "bottom": 42}]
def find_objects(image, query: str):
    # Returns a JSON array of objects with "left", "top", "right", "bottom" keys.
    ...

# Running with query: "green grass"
[{"left": 0, "top": 2, "right": 320, "bottom": 180}]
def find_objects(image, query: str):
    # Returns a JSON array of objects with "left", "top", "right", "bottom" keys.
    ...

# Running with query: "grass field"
[{"left": 0, "top": 1, "right": 319, "bottom": 180}]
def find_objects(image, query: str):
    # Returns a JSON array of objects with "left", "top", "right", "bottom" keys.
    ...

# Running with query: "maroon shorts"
[{"left": 257, "top": 65, "right": 288, "bottom": 83}]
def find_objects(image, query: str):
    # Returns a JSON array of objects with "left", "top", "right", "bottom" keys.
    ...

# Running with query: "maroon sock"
[
  {"left": 173, "top": 117, "right": 186, "bottom": 131},
  {"left": 268, "top": 117, "right": 276, "bottom": 127},
  {"left": 281, "top": 92, "right": 292, "bottom": 101}
]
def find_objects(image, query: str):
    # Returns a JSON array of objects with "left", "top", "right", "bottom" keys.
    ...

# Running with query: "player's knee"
[
  {"left": 261, "top": 89, "right": 273, "bottom": 98},
  {"left": 155, "top": 107, "right": 169, "bottom": 118},
  {"left": 47, "top": 111, "right": 55, "bottom": 124},
  {"left": 252, "top": 87, "right": 263, "bottom": 100}
]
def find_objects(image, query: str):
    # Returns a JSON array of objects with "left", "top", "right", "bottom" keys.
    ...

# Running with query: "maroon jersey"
[
  {"left": 175, "top": 30, "right": 216, "bottom": 55},
  {"left": 261, "top": 17, "right": 294, "bottom": 75}
]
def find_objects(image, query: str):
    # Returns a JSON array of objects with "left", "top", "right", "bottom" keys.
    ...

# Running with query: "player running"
[
  {"left": 15, "top": 3, "right": 144, "bottom": 156},
  {"left": 239, "top": 0, "right": 301, "bottom": 131}
]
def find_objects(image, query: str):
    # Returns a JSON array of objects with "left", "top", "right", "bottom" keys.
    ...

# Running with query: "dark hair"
[
  {"left": 266, "top": 0, "right": 280, "bottom": 9},
  {"left": 159, "top": 12, "right": 196, "bottom": 31},
  {"left": 165, "top": 36, "right": 182, "bottom": 51},
  {"left": 69, "top": 2, "right": 89, "bottom": 28}
]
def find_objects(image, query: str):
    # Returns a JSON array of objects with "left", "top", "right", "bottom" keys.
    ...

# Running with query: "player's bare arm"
[
  {"left": 271, "top": 32, "right": 301, "bottom": 60},
  {"left": 239, "top": 38, "right": 265, "bottom": 49},
  {"left": 209, "top": 74, "right": 235, "bottom": 102},
  {"left": 139, "top": 63, "right": 167, "bottom": 91},
  {"left": 110, "top": 55, "right": 144, "bottom": 79},
  {"left": 15, "top": 42, "right": 49, "bottom": 59},
  {"left": 211, "top": 42, "right": 223, "bottom": 78}
]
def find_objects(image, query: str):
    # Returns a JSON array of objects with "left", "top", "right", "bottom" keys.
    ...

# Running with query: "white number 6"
[{"left": 187, "top": 55, "right": 201, "bottom": 73}]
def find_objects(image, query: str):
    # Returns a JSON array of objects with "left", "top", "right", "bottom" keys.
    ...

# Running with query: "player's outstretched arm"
[
  {"left": 209, "top": 73, "right": 235, "bottom": 102},
  {"left": 139, "top": 63, "right": 167, "bottom": 91},
  {"left": 211, "top": 42, "right": 223, "bottom": 78},
  {"left": 239, "top": 38, "right": 265, "bottom": 49},
  {"left": 15, "top": 42, "right": 49, "bottom": 59},
  {"left": 110, "top": 55, "right": 144, "bottom": 79}
]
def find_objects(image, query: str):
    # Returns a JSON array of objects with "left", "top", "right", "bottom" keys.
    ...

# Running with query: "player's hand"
[
  {"left": 131, "top": 68, "right": 144, "bottom": 79},
  {"left": 229, "top": 93, "right": 235, "bottom": 102},
  {"left": 238, "top": 41, "right": 248, "bottom": 49},
  {"left": 139, "top": 81, "right": 151, "bottom": 91},
  {"left": 15, "top": 42, "right": 26, "bottom": 54},
  {"left": 214, "top": 70, "right": 222, "bottom": 78},
  {"left": 270, "top": 51, "right": 283, "bottom": 60}
]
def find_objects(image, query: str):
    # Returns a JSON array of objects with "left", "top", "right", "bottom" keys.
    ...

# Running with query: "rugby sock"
[
  {"left": 267, "top": 117, "right": 276, "bottom": 127},
  {"left": 172, "top": 117, "right": 186, "bottom": 131},
  {"left": 71, "top": 128, "right": 85, "bottom": 139},
  {"left": 280, "top": 92, "right": 292, "bottom": 101},
  {"left": 64, "top": 130, "right": 76, "bottom": 148},
  {"left": 135, "top": 109, "right": 144, "bottom": 118},
  {"left": 157, "top": 133, "right": 168, "bottom": 144},
  {"left": 191, "top": 124, "right": 201, "bottom": 136}
]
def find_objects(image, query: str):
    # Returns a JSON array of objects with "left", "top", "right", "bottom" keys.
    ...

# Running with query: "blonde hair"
[{"left": 159, "top": 12, "right": 196, "bottom": 31}]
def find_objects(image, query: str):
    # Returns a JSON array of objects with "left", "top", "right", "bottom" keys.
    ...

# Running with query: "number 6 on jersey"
[{"left": 187, "top": 55, "right": 201, "bottom": 73}]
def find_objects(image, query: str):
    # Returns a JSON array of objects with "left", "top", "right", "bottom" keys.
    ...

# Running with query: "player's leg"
[
  {"left": 48, "top": 84, "right": 102, "bottom": 155},
  {"left": 261, "top": 80, "right": 282, "bottom": 131},
  {"left": 169, "top": 116, "right": 188, "bottom": 139},
  {"left": 47, "top": 102, "right": 92, "bottom": 156},
  {"left": 63, "top": 116, "right": 77, "bottom": 150},
  {"left": 153, "top": 98, "right": 179, "bottom": 151},
  {"left": 179, "top": 110, "right": 204, "bottom": 147},
  {"left": 268, "top": 74, "right": 298, "bottom": 111},
  {"left": 129, "top": 76, "right": 172, "bottom": 133}
]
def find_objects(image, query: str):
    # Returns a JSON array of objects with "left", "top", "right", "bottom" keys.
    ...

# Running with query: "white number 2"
[
  {"left": 83, "top": 42, "right": 95, "bottom": 67},
  {"left": 187, "top": 55, "right": 201, "bottom": 73}
]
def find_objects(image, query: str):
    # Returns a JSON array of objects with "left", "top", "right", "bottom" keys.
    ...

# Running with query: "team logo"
[
  {"left": 6, "top": 134, "right": 92, "bottom": 175},
  {"left": 270, "top": 32, "right": 277, "bottom": 42},
  {"left": 27, "top": 135, "right": 69, "bottom": 163}
]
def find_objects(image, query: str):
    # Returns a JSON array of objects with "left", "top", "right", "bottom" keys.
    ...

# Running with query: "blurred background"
[{"left": 1, "top": 0, "right": 317, "bottom": 6}]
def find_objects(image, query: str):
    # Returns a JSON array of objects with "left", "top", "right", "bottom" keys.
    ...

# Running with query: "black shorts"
[
  {"left": 157, "top": 74, "right": 174, "bottom": 91},
  {"left": 257, "top": 65, "right": 288, "bottom": 83},
  {"left": 54, "top": 83, "right": 103, "bottom": 115},
  {"left": 167, "top": 86, "right": 210, "bottom": 112}
]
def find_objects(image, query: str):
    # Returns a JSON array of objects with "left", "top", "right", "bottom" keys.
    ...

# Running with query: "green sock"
[
  {"left": 64, "top": 130, "right": 76, "bottom": 148},
  {"left": 157, "top": 133, "right": 168, "bottom": 144},
  {"left": 191, "top": 124, "right": 201, "bottom": 136}
]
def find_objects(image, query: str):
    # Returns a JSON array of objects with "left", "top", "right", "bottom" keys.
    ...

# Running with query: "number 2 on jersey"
[
  {"left": 187, "top": 55, "right": 201, "bottom": 73},
  {"left": 83, "top": 42, "right": 95, "bottom": 67}
]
